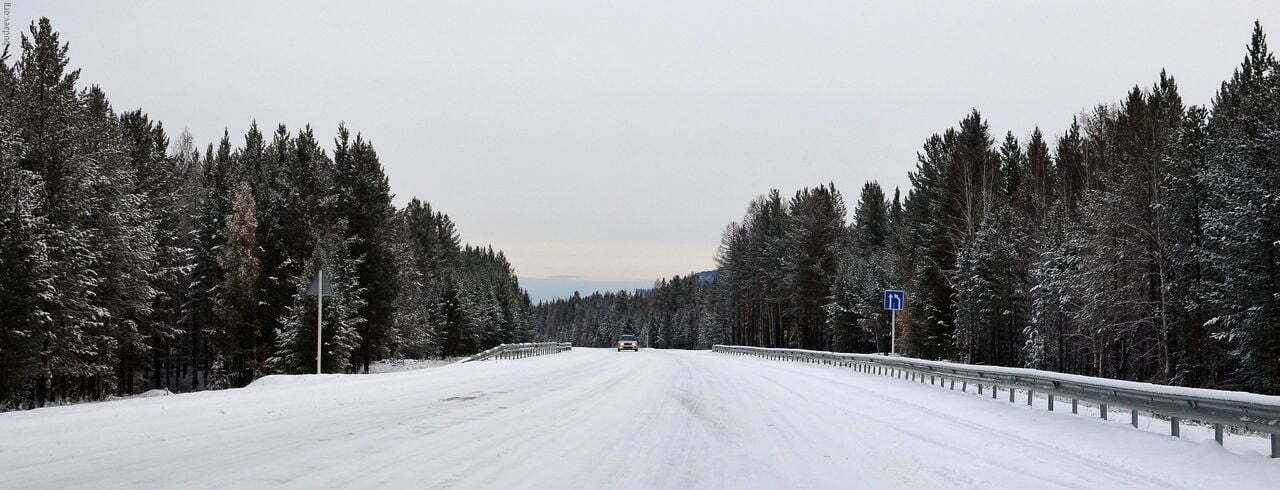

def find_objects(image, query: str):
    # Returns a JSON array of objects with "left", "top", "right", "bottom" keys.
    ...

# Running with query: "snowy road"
[{"left": 2, "top": 348, "right": 1278, "bottom": 489}]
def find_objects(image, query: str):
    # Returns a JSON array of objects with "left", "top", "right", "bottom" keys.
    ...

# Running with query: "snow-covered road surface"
[{"left": 2, "top": 348, "right": 1277, "bottom": 489}]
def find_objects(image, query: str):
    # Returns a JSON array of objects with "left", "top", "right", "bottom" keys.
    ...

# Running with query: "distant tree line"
[
  {"left": 533, "top": 273, "right": 723, "bottom": 349},
  {"left": 536, "top": 22, "right": 1280, "bottom": 395},
  {"left": 0, "top": 19, "right": 533, "bottom": 409}
]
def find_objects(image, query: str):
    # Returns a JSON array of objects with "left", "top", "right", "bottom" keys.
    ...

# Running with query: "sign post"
[
  {"left": 316, "top": 270, "right": 323, "bottom": 374},
  {"left": 306, "top": 270, "right": 334, "bottom": 374},
  {"left": 883, "top": 290, "right": 905, "bottom": 355}
]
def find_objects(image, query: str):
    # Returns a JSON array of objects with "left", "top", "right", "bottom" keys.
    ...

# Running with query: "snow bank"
[
  {"left": 246, "top": 373, "right": 359, "bottom": 390},
  {"left": 368, "top": 358, "right": 463, "bottom": 374}
]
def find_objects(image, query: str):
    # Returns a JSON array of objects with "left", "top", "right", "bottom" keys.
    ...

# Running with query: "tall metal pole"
[
  {"left": 890, "top": 309, "right": 896, "bottom": 356},
  {"left": 316, "top": 269, "right": 323, "bottom": 375}
]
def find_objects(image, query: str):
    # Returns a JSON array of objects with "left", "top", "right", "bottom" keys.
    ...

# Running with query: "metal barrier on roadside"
[
  {"left": 713, "top": 344, "right": 1280, "bottom": 458},
  {"left": 463, "top": 342, "right": 573, "bottom": 363}
]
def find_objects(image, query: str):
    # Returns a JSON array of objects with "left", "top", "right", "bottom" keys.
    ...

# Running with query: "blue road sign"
[{"left": 883, "top": 290, "right": 905, "bottom": 310}]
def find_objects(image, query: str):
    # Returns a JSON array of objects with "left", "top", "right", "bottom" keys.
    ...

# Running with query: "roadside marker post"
[{"left": 307, "top": 270, "right": 334, "bottom": 374}]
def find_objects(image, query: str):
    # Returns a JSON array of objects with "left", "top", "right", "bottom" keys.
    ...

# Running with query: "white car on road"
[{"left": 617, "top": 334, "right": 638, "bottom": 352}]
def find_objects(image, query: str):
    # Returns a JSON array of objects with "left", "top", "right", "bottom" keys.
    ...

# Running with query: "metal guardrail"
[
  {"left": 713, "top": 344, "right": 1280, "bottom": 458},
  {"left": 463, "top": 342, "right": 572, "bottom": 362}
]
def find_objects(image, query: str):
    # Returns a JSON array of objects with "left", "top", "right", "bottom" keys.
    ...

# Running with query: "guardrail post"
[
  {"left": 1214, "top": 424, "right": 1224, "bottom": 445},
  {"left": 1047, "top": 394, "right": 1054, "bottom": 411},
  {"left": 1009, "top": 387, "right": 1015, "bottom": 403},
  {"left": 993, "top": 385, "right": 998, "bottom": 399},
  {"left": 1026, "top": 390, "right": 1032, "bottom": 406},
  {"left": 1271, "top": 433, "right": 1278, "bottom": 458},
  {"left": 1072, "top": 398, "right": 1078, "bottom": 414},
  {"left": 1170, "top": 417, "right": 1180, "bottom": 437},
  {"left": 962, "top": 381, "right": 967, "bottom": 392},
  {"left": 950, "top": 379, "right": 956, "bottom": 390},
  {"left": 1131, "top": 409, "right": 1139, "bottom": 428},
  {"left": 1100, "top": 403, "right": 1108, "bottom": 420},
  {"left": 978, "top": 384, "right": 983, "bottom": 395}
]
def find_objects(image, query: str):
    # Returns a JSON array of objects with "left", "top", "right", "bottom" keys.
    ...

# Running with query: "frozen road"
[{"left": 1, "top": 348, "right": 1277, "bottom": 489}]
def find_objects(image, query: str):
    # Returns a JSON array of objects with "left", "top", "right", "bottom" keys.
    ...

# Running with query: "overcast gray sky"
[{"left": 10, "top": 1, "right": 1278, "bottom": 301}]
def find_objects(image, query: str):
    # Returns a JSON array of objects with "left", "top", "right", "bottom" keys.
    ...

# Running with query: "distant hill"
[{"left": 693, "top": 270, "right": 719, "bottom": 284}]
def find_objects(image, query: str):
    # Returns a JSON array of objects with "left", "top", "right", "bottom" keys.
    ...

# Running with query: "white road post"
[
  {"left": 890, "top": 308, "right": 896, "bottom": 356},
  {"left": 316, "top": 269, "right": 323, "bottom": 375}
]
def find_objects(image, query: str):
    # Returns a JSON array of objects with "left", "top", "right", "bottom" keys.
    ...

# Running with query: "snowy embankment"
[
  {"left": 367, "top": 357, "right": 466, "bottom": 374},
  {"left": 1, "top": 348, "right": 1278, "bottom": 489}
]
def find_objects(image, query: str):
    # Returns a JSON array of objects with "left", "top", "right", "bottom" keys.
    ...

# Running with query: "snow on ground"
[
  {"left": 367, "top": 357, "right": 466, "bottom": 374},
  {"left": 1, "top": 348, "right": 1277, "bottom": 489}
]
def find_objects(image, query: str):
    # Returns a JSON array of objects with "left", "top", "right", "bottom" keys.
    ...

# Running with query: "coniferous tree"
[
  {"left": 783, "top": 184, "right": 846, "bottom": 350},
  {"left": 0, "top": 55, "right": 42, "bottom": 406},
  {"left": 1199, "top": 23, "right": 1280, "bottom": 393},
  {"left": 335, "top": 126, "right": 398, "bottom": 372},
  {"left": 13, "top": 19, "right": 111, "bottom": 406}
]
